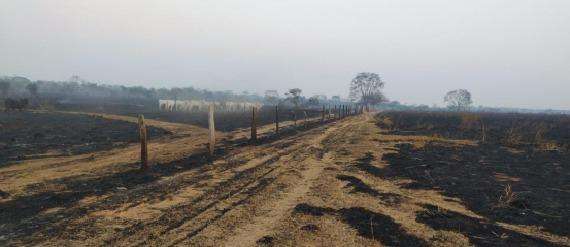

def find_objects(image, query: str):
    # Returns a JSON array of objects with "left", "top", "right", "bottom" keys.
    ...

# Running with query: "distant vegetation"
[
  {"left": 1, "top": 75, "right": 568, "bottom": 115},
  {"left": 349, "top": 72, "right": 387, "bottom": 108},
  {"left": 444, "top": 89, "right": 472, "bottom": 111},
  {"left": 0, "top": 76, "right": 351, "bottom": 112}
]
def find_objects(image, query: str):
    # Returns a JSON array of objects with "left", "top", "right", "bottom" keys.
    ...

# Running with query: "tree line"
[{"left": 1, "top": 73, "right": 507, "bottom": 113}]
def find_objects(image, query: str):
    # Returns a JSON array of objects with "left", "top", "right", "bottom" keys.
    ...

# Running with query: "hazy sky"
[{"left": 1, "top": 0, "right": 569, "bottom": 109}]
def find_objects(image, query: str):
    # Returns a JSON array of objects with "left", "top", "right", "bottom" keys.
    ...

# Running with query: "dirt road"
[{"left": 1, "top": 113, "right": 568, "bottom": 246}]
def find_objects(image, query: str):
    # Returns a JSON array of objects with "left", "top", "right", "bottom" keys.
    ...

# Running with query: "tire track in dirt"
[
  {"left": 104, "top": 144, "right": 306, "bottom": 246},
  {"left": 214, "top": 118, "right": 361, "bottom": 246},
  {"left": 100, "top": 119, "right": 349, "bottom": 246},
  {"left": 220, "top": 155, "right": 328, "bottom": 247},
  {"left": 151, "top": 119, "right": 356, "bottom": 246}
]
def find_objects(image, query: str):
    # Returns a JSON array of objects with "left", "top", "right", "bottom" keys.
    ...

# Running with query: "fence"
[{"left": 137, "top": 104, "right": 364, "bottom": 170}]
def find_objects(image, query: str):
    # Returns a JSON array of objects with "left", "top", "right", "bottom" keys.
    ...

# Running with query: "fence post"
[
  {"left": 208, "top": 104, "right": 215, "bottom": 156},
  {"left": 303, "top": 110, "right": 308, "bottom": 128},
  {"left": 333, "top": 105, "right": 337, "bottom": 120},
  {"left": 293, "top": 110, "right": 297, "bottom": 126},
  {"left": 321, "top": 105, "right": 325, "bottom": 123},
  {"left": 138, "top": 114, "right": 148, "bottom": 170},
  {"left": 275, "top": 105, "right": 279, "bottom": 133},
  {"left": 251, "top": 106, "right": 257, "bottom": 142}
]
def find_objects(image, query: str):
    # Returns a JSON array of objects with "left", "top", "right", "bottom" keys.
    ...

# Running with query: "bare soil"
[{"left": 0, "top": 111, "right": 568, "bottom": 246}]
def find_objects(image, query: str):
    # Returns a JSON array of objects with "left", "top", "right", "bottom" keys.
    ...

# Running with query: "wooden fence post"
[
  {"left": 333, "top": 105, "right": 337, "bottom": 120},
  {"left": 303, "top": 110, "right": 308, "bottom": 128},
  {"left": 138, "top": 114, "right": 148, "bottom": 170},
  {"left": 208, "top": 104, "right": 215, "bottom": 156},
  {"left": 321, "top": 105, "right": 325, "bottom": 123},
  {"left": 293, "top": 110, "right": 297, "bottom": 126},
  {"left": 251, "top": 106, "right": 257, "bottom": 142},
  {"left": 275, "top": 105, "right": 279, "bottom": 133}
]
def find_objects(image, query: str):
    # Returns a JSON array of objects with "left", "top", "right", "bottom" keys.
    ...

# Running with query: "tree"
[
  {"left": 285, "top": 88, "right": 302, "bottom": 108},
  {"left": 349, "top": 72, "right": 387, "bottom": 107},
  {"left": 0, "top": 79, "right": 9, "bottom": 99},
  {"left": 62, "top": 82, "right": 79, "bottom": 97},
  {"left": 264, "top": 90, "right": 279, "bottom": 105},
  {"left": 444, "top": 89, "right": 472, "bottom": 111},
  {"left": 331, "top": 96, "right": 341, "bottom": 103},
  {"left": 307, "top": 96, "right": 320, "bottom": 106},
  {"left": 69, "top": 75, "right": 85, "bottom": 84},
  {"left": 26, "top": 83, "right": 38, "bottom": 98}
]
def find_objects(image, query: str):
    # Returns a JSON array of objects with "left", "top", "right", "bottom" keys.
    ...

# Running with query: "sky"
[{"left": 1, "top": 0, "right": 569, "bottom": 109}]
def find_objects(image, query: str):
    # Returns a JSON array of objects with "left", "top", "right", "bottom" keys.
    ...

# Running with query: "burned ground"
[
  {"left": 0, "top": 111, "right": 170, "bottom": 165},
  {"left": 1, "top": 111, "right": 568, "bottom": 246}
]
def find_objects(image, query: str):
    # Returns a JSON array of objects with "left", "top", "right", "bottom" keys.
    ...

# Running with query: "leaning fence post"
[
  {"left": 275, "top": 105, "right": 279, "bottom": 133},
  {"left": 138, "top": 114, "right": 148, "bottom": 170},
  {"left": 208, "top": 104, "right": 215, "bottom": 156},
  {"left": 251, "top": 106, "right": 257, "bottom": 142}
]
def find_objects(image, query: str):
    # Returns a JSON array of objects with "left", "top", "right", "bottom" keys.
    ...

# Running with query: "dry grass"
[{"left": 496, "top": 184, "right": 518, "bottom": 208}]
